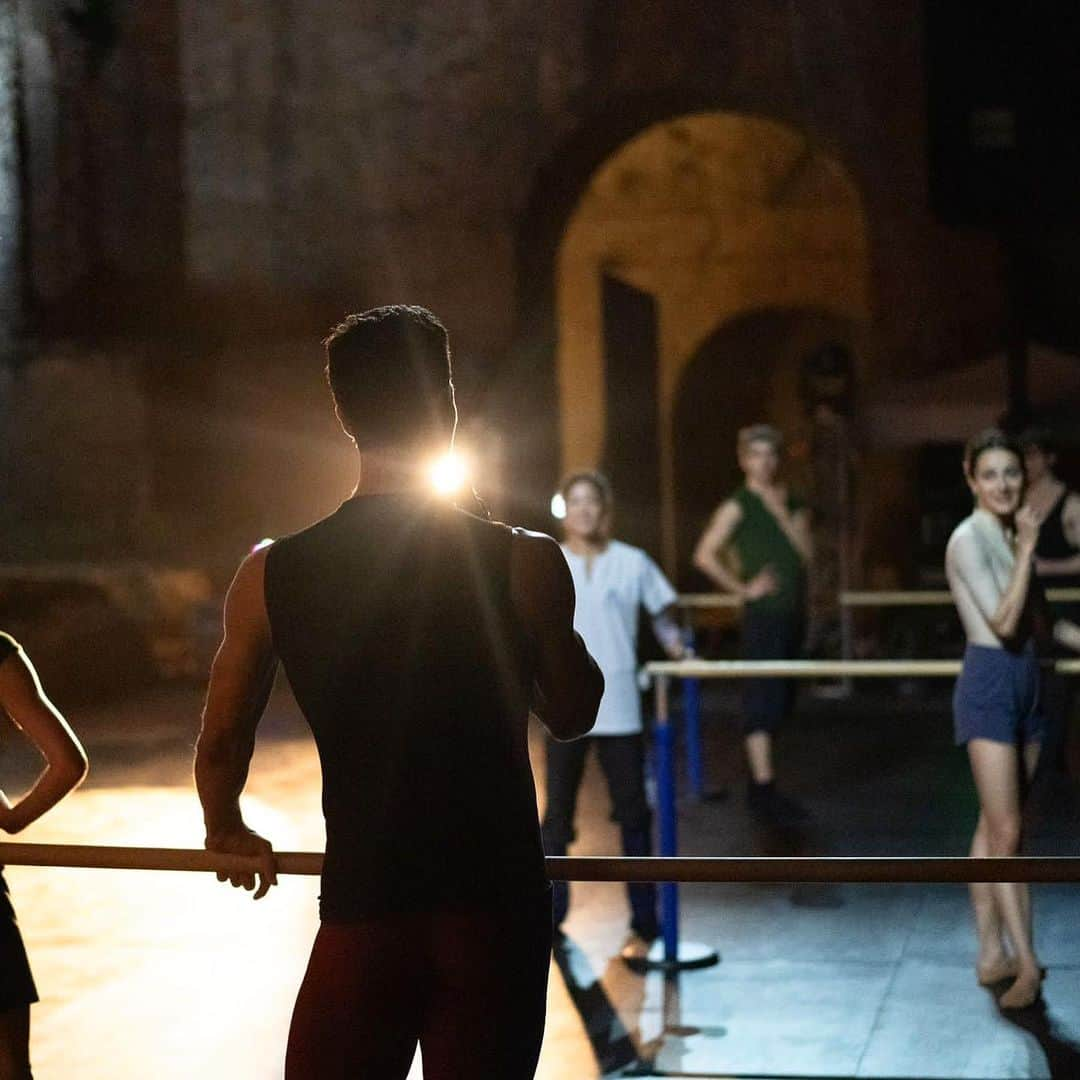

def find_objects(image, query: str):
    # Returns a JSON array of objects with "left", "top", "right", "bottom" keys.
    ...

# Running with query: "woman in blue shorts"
[
  {"left": 0, "top": 632, "right": 88, "bottom": 1076},
  {"left": 945, "top": 429, "right": 1054, "bottom": 1010}
]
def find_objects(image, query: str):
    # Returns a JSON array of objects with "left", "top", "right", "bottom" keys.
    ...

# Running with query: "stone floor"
[{"left": 2, "top": 679, "right": 1078, "bottom": 1078}]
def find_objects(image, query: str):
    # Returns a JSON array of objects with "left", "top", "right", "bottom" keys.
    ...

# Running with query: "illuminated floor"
[{"left": 5, "top": 682, "right": 1080, "bottom": 1078}]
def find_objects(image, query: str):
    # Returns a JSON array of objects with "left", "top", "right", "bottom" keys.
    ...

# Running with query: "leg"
[
  {"left": 744, "top": 730, "right": 774, "bottom": 784},
  {"left": 0, "top": 1006, "right": 31, "bottom": 1080},
  {"left": 1064, "top": 677, "right": 1080, "bottom": 780},
  {"left": 421, "top": 896, "right": 551, "bottom": 1080},
  {"left": 968, "top": 812, "right": 1014, "bottom": 983},
  {"left": 596, "top": 735, "right": 659, "bottom": 939},
  {"left": 285, "top": 920, "right": 424, "bottom": 1079},
  {"left": 967, "top": 738, "right": 1043, "bottom": 1008},
  {"left": 741, "top": 608, "right": 779, "bottom": 783},
  {"left": 541, "top": 737, "right": 590, "bottom": 932},
  {"left": 1017, "top": 739, "right": 1042, "bottom": 942},
  {"left": 742, "top": 609, "right": 806, "bottom": 818}
]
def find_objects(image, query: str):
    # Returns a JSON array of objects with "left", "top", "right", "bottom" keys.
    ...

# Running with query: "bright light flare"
[
  {"left": 429, "top": 451, "right": 468, "bottom": 496},
  {"left": 251, "top": 537, "right": 274, "bottom": 553},
  {"left": 550, "top": 492, "right": 566, "bottom": 519}
]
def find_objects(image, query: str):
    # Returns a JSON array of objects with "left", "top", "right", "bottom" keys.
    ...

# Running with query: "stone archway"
[{"left": 554, "top": 110, "right": 870, "bottom": 571}]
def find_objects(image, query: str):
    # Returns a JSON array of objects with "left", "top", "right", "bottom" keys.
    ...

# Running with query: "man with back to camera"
[
  {"left": 693, "top": 424, "right": 812, "bottom": 825},
  {"left": 543, "top": 470, "right": 688, "bottom": 960},
  {"left": 193, "top": 305, "right": 603, "bottom": 1079}
]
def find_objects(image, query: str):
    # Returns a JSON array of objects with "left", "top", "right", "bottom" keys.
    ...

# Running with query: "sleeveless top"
[
  {"left": 730, "top": 487, "right": 807, "bottom": 613},
  {"left": 264, "top": 493, "right": 546, "bottom": 921},
  {"left": 1036, "top": 489, "right": 1079, "bottom": 591}
]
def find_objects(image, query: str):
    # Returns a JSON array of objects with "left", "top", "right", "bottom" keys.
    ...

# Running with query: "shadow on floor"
[
  {"left": 552, "top": 935, "right": 644, "bottom": 1075},
  {"left": 998, "top": 993, "right": 1080, "bottom": 1080},
  {"left": 751, "top": 817, "right": 846, "bottom": 909}
]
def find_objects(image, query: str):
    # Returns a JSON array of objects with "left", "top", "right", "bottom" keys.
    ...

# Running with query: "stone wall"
[{"left": 3, "top": 0, "right": 1022, "bottom": 575}]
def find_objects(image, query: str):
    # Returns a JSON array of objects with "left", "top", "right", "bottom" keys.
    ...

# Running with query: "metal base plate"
[{"left": 623, "top": 939, "right": 720, "bottom": 974}]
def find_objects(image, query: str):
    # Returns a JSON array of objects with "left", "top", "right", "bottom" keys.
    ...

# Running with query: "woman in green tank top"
[{"left": 693, "top": 424, "right": 812, "bottom": 824}]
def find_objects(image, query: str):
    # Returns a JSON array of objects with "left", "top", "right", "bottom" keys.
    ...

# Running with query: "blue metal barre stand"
[
  {"left": 637, "top": 671, "right": 719, "bottom": 973},
  {"left": 680, "top": 622, "right": 705, "bottom": 800},
  {"left": 678, "top": 628, "right": 728, "bottom": 804}
]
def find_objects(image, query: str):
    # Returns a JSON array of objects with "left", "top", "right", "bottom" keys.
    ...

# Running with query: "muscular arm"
[
  {"left": 194, "top": 549, "right": 279, "bottom": 896},
  {"left": 692, "top": 501, "right": 747, "bottom": 595},
  {"left": 0, "top": 650, "right": 88, "bottom": 834},
  {"left": 946, "top": 529, "right": 1036, "bottom": 644},
  {"left": 511, "top": 530, "right": 603, "bottom": 741}
]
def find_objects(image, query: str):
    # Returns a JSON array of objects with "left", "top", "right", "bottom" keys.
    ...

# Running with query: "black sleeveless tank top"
[
  {"left": 1036, "top": 489, "right": 1079, "bottom": 591},
  {"left": 264, "top": 494, "right": 546, "bottom": 921}
]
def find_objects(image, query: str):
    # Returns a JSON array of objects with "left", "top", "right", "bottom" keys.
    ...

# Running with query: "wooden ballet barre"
[
  {"left": 841, "top": 588, "right": 1080, "bottom": 607},
  {"left": 675, "top": 593, "right": 744, "bottom": 608},
  {"left": 645, "top": 658, "right": 1080, "bottom": 678},
  {"left": 1, "top": 844, "right": 1079, "bottom": 884},
  {"left": 677, "top": 589, "right": 1080, "bottom": 610}
]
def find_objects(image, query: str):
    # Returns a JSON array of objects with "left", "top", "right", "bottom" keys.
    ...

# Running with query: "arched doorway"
[{"left": 552, "top": 110, "right": 869, "bottom": 570}]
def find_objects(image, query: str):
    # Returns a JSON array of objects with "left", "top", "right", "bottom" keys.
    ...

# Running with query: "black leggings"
[
  {"left": 541, "top": 734, "right": 658, "bottom": 937},
  {"left": 285, "top": 893, "right": 551, "bottom": 1079}
]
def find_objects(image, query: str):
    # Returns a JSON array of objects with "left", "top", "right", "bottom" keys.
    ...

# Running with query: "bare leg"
[
  {"left": 1018, "top": 740, "right": 1042, "bottom": 940},
  {"left": 967, "top": 738, "right": 1043, "bottom": 1008},
  {"left": 969, "top": 812, "right": 1015, "bottom": 983},
  {"left": 745, "top": 731, "right": 773, "bottom": 783},
  {"left": 0, "top": 1005, "right": 32, "bottom": 1080}
]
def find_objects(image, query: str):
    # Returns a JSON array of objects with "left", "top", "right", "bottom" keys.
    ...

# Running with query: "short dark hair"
[
  {"left": 963, "top": 427, "right": 1024, "bottom": 479},
  {"left": 560, "top": 470, "right": 614, "bottom": 510},
  {"left": 1017, "top": 426, "right": 1057, "bottom": 457},
  {"left": 324, "top": 305, "right": 456, "bottom": 449}
]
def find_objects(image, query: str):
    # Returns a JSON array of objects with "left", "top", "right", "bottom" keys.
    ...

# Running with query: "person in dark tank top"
[
  {"left": 1019, "top": 428, "right": 1080, "bottom": 787},
  {"left": 194, "top": 305, "right": 603, "bottom": 1079}
]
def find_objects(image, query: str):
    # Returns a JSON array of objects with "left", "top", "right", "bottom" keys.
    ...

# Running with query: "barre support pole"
[{"left": 639, "top": 674, "right": 719, "bottom": 973}]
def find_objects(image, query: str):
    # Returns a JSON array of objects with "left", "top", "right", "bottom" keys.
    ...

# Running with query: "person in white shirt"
[{"left": 542, "top": 471, "right": 688, "bottom": 956}]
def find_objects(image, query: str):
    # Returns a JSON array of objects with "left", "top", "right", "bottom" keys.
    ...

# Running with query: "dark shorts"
[
  {"left": 286, "top": 892, "right": 551, "bottom": 1079},
  {"left": 0, "top": 868, "right": 38, "bottom": 1013},
  {"left": 741, "top": 606, "right": 804, "bottom": 734},
  {"left": 953, "top": 643, "right": 1044, "bottom": 747}
]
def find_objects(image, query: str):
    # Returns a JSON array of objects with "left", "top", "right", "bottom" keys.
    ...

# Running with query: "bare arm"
[
  {"left": 194, "top": 548, "right": 279, "bottom": 898},
  {"left": 946, "top": 515, "right": 1038, "bottom": 643},
  {"left": 785, "top": 507, "right": 814, "bottom": 564},
  {"left": 651, "top": 605, "right": 688, "bottom": 660},
  {"left": 0, "top": 650, "right": 88, "bottom": 834},
  {"left": 511, "top": 530, "right": 603, "bottom": 741},
  {"left": 692, "top": 501, "right": 749, "bottom": 595}
]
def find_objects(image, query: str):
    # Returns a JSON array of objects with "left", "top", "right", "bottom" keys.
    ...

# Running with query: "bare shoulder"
[
  {"left": 0, "top": 646, "right": 39, "bottom": 700},
  {"left": 224, "top": 547, "right": 271, "bottom": 627},
  {"left": 945, "top": 518, "right": 978, "bottom": 570},
  {"left": 701, "top": 499, "right": 742, "bottom": 537},
  {"left": 716, "top": 498, "right": 742, "bottom": 523}
]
